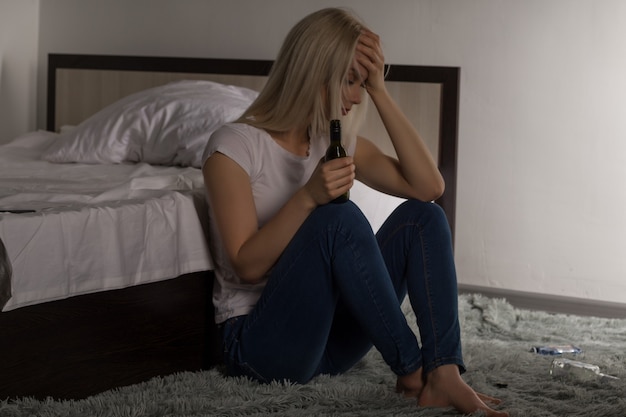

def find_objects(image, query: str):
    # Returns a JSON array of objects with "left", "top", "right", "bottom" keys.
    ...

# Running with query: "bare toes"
[{"left": 477, "top": 392, "right": 502, "bottom": 405}]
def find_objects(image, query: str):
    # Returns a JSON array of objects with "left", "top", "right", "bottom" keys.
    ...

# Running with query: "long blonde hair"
[{"left": 237, "top": 8, "right": 368, "bottom": 145}]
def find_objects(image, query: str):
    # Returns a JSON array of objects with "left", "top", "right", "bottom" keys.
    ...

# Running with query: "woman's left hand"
[{"left": 355, "top": 29, "right": 386, "bottom": 94}]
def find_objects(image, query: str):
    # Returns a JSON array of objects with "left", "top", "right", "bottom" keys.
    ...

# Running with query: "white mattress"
[
  {"left": 0, "top": 130, "right": 405, "bottom": 312},
  {"left": 0, "top": 131, "right": 214, "bottom": 311}
]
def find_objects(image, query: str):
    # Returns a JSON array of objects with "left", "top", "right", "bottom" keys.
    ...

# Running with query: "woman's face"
[{"left": 341, "top": 59, "right": 368, "bottom": 115}]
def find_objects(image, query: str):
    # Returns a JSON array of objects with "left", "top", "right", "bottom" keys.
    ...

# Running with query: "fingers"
[
  {"left": 321, "top": 157, "right": 355, "bottom": 200},
  {"left": 355, "top": 30, "right": 385, "bottom": 91},
  {"left": 323, "top": 156, "right": 353, "bottom": 169},
  {"left": 323, "top": 157, "right": 355, "bottom": 190},
  {"left": 305, "top": 157, "right": 354, "bottom": 205},
  {"left": 356, "top": 38, "right": 381, "bottom": 68},
  {"left": 357, "top": 30, "right": 383, "bottom": 61},
  {"left": 359, "top": 29, "right": 381, "bottom": 51}
]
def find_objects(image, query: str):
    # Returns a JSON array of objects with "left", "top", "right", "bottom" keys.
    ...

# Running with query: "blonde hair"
[{"left": 237, "top": 8, "right": 368, "bottom": 146}]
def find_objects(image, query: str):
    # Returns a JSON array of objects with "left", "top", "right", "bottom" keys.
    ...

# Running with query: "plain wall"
[
  {"left": 3, "top": 0, "right": 626, "bottom": 306},
  {"left": 0, "top": 0, "right": 39, "bottom": 144}
]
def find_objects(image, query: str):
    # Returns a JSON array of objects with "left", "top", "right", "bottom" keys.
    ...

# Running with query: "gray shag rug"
[{"left": 1, "top": 294, "right": 625, "bottom": 417}]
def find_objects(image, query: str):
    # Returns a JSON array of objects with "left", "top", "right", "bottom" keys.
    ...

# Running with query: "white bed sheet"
[
  {"left": 0, "top": 130, "right": 406, "bottom": 312},
  {"left": 0, "top": 131, "right": 213, "bottom": 311}
]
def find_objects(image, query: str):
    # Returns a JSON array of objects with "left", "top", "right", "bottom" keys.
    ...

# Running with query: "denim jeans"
[{"left": 221, "top": 199, "right": 465, "bottom": 383}]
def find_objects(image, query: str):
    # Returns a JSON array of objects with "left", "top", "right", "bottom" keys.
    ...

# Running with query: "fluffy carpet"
[{"left": 1, "top": 294, "right": 625, "bottom": 417}]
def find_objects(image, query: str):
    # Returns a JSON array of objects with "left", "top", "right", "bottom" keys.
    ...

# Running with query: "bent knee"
[
  {"left": 399, "top": 200, "right": 449, "bottom": 227},
  {"left": 314, "top": 201, "right": 371, "bottom": 228}
]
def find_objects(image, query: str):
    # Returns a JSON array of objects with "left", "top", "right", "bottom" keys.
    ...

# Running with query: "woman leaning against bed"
[{"left": 201, "top": 7, "right": 509, "bottom": 417}]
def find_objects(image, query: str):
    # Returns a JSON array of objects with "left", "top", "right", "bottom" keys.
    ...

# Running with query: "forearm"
[
  {"left": 233, "top": 188, "right": 317, "bottom": 283},
  {"left": 369, "top": 88, "right": 445, "bottom": 200}
]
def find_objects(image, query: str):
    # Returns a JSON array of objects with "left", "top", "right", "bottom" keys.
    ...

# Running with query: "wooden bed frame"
[{"left": 0, "top": 54, "right": 460, "bottom": 400}]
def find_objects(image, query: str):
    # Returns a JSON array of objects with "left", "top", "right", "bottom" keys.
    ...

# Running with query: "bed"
[{"left": 0, "top": 54, "right": 459, "bottom": 400}]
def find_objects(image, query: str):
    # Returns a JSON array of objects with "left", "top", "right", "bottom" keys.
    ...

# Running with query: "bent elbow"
[
  {"left": 233, "top": 264, "right": 266, "bottom": 285},
  {"left": 420, "top": 178, "right": 445, "bottom": 202},
  {"left": 432, "top": 179, "right": 445, "bottom": 200}
]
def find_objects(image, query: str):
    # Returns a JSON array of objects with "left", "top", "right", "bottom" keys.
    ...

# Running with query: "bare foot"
[
  {"left": 477, "top": 392, "right": 502, "bottom": 405},
  {"left": 418, "top": 365, "right": 509, "bottom": 417},
  {"left": 395, "top": 367, "right": 424, "bottom": 398}
]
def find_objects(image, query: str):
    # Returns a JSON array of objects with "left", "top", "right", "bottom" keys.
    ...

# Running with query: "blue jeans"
[{"left": 221, "top": 199, "right": 465, "bottom": 383}]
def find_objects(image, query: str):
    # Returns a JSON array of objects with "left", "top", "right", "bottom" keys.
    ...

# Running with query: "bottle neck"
[
  {"left": 330, "top": 119, "right": 342, "bottom": 145},
  {"left": 330, "top": 135, "right": 341, "bottom": 146}
]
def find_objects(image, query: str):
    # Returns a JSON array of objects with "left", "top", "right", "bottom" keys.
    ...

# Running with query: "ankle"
[
  {"left": 396, "top": 368, "right": 424, "bottom": 397},
  {"left": 425, "top": 364, "right": 461, "bottom": 385}
]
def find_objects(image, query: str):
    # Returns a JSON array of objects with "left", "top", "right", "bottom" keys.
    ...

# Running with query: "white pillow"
[{"left": 42, "top": 80, "right": 259, "bottom": 168}]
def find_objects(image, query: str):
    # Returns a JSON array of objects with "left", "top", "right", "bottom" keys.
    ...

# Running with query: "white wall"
[
  {"left": 16, "top": 0, "right": 626, "bottom": 306},
  {"left": 0, "top": 0, "right": 39, "bottom": 144}
]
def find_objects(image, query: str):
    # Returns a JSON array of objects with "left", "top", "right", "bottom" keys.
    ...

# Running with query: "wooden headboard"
[{"left": 46, "top": 54, "right": 459, "bottom": 240}]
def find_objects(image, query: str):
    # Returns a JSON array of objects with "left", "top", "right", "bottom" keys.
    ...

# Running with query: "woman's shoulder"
[
  {"left": 202, "top": 122, "right": 270, "bottom": 169},
  {"left": 213, "top": 122, "right": 265, "bottom": 140},
  {"left": 210, "top": 122, "right": 274, "bottom": 152}
]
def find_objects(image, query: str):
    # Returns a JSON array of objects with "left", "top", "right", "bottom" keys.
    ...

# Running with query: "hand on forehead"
[
  {"left": 354, "top": 29, "right": 379, "bottom": 81},
  {"left": 352, "top": 57, "right": 369, "bottom": 83}
]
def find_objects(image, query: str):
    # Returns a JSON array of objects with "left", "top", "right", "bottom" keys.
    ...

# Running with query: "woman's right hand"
[{"left": 304, "top": 156, "right": 355, "bottom": 205}]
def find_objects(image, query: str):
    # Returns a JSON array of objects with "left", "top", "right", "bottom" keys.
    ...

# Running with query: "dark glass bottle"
[{"left": 324, "top": 119, "right": 349, "bottom": 203}]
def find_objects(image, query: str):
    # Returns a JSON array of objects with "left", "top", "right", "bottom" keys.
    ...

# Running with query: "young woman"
[{"left": 202, "top": 7, "right": 508, "bottom": 417}]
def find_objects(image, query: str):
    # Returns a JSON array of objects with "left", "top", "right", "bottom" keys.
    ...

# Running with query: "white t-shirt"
[{"left": 202, "top": 122, "right": 356, "bottom": 323}]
